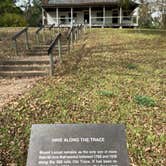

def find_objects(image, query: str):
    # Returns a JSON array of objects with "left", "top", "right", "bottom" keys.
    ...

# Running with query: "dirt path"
[{"left": 0, "top": 77, "right": 40, "bottom": 109}]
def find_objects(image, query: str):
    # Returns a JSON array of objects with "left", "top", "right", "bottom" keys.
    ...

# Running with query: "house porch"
[{"left": 43, "top": 6, "right": 139, "bottom": 28}]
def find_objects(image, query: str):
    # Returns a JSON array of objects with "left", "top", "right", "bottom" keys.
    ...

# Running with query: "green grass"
[
  {"left": 134, "top": 95, "right": 156, "bottom": 107},
  {"left": 0, "top": 28, "right": 166, "bottom": 166}
]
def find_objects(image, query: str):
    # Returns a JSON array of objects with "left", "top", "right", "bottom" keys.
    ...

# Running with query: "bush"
[{"left": 0, "top": 13, "right": 27, "bottom": 27}]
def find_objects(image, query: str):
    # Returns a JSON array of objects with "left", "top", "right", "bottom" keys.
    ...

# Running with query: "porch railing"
[
  {"left": 51, "top": 16, "right": 138, "bottom": 27},
  {"left": 91, "top": 16, "right": 138, "bottom": 26}
]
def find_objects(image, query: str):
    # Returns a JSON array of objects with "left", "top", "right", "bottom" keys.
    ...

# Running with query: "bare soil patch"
[{"left": 0, "top": 77, "right": 41, "bottom": 109}]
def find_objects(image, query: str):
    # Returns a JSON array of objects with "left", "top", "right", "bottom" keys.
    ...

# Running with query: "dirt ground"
[{"left": 0, "top": 77, "right": 40, "bottom": 110}]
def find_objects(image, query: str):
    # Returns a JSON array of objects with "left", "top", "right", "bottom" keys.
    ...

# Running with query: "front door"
[
  {"left": 84, "top": 12, "right": 89, "bottom": 24},
  {"left": 112, "top": 10, "right": 119, "bottom": 24}
]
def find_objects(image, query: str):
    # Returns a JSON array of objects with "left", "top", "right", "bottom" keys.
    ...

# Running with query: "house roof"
[
  {"left": 43, "top": 0, "right": 138, "bottom": 6},
  {"left": 42, "top": 0, "right": 139, "bottom": 9},
  {"left": 48, "top": 0, "right": 119, "bottom": 5}
]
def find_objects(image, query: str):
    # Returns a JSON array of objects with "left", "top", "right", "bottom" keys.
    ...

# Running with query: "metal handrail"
[
  {"left": 49, "top": 23, "right": 55, "bottom": 30},
  {"left": 48, "top": 33, "right": 62, "bottom": 76},
  {"left": 12, "top": 27, "right": 28, "bottom": 40},
  {"left": 35, "top": 25, "right": 44, "bottom": 44},
  {"left": 11, "top": 27, "right": 29, "bottom": 56},
  {"left": 36, "top": 25, "right": 44, "bottom": 34},
  {"left": 67, "top": 26, "right": 74, "bottom": 40},
  {"left": 47, "top": 24, "right": 84, "bottom": 76},
  {"left": 48, "top": 33, "right": 61, "bottom": 54},
  {"left": 57, "top": 22, "right": 62, "bottom": 28}
]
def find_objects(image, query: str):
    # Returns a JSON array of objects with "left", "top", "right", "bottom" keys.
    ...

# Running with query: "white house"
[{"left": 42, "top": 0, "right": 139, "bottom": 27}]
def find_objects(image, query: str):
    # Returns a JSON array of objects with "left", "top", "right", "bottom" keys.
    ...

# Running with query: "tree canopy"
[
  {"left": 0, "top": 0, "right": 42, "bottom": 27},
  {"left": 0, "top": 0, "right": 27, "bottom": 26}
]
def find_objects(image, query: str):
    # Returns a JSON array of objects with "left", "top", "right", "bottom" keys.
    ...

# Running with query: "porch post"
[
  {"left": 119, "top": 7, "right": 122, "bottom": 28},
  {"left": 136, "top": 13, "right": 139, "bottom": 26},
  {"left": 71, "top": 8, "right": 73, "bottom": 27},
  {"left": 89, "top": 7, "right": 92, "bottom": 28},
  {"left": 56, "top": 8, "right": 59, "bottom": 26},
  {"left": 42, "top": 8, "right": 44, "bottom": 25},
  {"left": 103, "top": 6, "right": 106, "bottom": 28}
]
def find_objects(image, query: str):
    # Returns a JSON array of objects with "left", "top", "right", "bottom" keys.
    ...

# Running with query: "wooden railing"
[
  {"left": 12, "top": 27, "right": 29, "bottom": 56},
  {"left": 48, "top": 33, "right": 62, "bottom": 76}
]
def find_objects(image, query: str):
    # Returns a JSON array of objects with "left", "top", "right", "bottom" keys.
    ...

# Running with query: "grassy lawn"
[{"left": 0, "top": 28, "right": 166, "bottom": 165}]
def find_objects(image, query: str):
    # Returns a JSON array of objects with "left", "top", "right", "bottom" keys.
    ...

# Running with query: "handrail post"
[
  {"left": 35, "top": 26, "right": 44, "bottom": 45},
  {"left": 25, "top": 29, "right": 29, "bottom": 49},
  {"left": 58, "top": 37, "right": 62, "bottom": 63},
  {"left": 71, "top": 30, "right": 73, "bottom": 47},
  {"left": 13, "top": 39, "right": 18, "bottom": 56},
  {"left": 58, "top": 24, "right": 60, "bottom": 33},
  {"left": 49, "top": 52, "right": 54, "bottom": 76},
  {"left": 36, "top": 33, "right": 40, "bottom": 45},
  {"left": 68, "top": 37, "right": 70, "bottom": 54},
  {"left": 47, "top": 33, "right": 62, "bottom": 76},
  {"left": 75, "top": 28, "right": 77, "bottom": 42},
  {"left": 42, "top": 28, "right": 46, "bottom": 43},
  {"left": 77, "top": 27, "right": 79, "bottom": 39}
]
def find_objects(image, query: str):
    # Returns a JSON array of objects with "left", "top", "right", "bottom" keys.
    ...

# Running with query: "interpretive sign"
[{"left": 26, "top": 124, "right": 129, "bottom": 166}]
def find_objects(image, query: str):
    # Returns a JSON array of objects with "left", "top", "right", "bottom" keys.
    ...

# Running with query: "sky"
[{"left": 15, "top": 0, "right": 33, "bottom": 6}]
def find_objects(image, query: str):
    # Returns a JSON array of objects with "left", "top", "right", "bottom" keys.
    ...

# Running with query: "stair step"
[
  {"left": 26, "top": 52, "right": 48, "bottom": 56},
  {"left": 0, "top": 65, "right": 50, "bottom": 71},
  {"left": 0, "top": 71, "right": 48, "bottom": 78},
  {"left": 0, "top": 60, "right": 50, "bottom": 65},
  {"left": 33, "top": 45, "right": 68, "bottom": 49}
]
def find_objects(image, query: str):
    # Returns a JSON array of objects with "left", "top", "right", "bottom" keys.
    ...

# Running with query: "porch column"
[
  {"left": 71, "top": 8, "right": 73, "bottom": 27},
  {"left": 56, "top": 8, "right": 59, "bottom": 26},
  {"left": 42, "top": 8, "right": 44, "bottom": 25},
  {"left": 89, "top": 7, "right": 92, "bottom": 28},
  {"left": 136, "top": 15, "right": 139, "bottom": 26},
  {"left": 119, "top": 7, "right": 122, "bottom": 28},
  {"left": 103, "top": 6, "right": 106, "bottom": 27}
]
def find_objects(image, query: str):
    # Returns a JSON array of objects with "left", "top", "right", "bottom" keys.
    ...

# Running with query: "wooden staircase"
[
  {"left": 0, "top": 56, "right": 50, "bottom": 78},
  {"left": 0, "top": 33, "right": 67, "bottom": 78},
  {"left": 0, "top": 26, "right": 83, "bottom": 78}
]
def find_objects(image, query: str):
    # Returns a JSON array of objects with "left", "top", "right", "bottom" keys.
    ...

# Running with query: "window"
[
  {"left": 123, "top": 11, "right": 131, "bottom": 21},
  {"left": 60, "top": 16, "right": 66, "bottom": 23},
  {"left": 68, "top": 13, "right": 77, "bottom": 22},
  {"left": 97, "top": 12, "right": 103, "bottom": 21}
]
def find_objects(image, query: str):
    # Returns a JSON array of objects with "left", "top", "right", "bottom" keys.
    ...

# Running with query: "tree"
[
  {"left": 120, "top": 0, "right": 130, "bottom": 8},
  {"left": 26, "top": 0, "right": 42, "bottom": 26},
  {"left": 138, "top": 0, "right": 153, "bottom": 28},
  {"left": 0, "top": 0, "right": 21, "bottom": 14},
  {"left": 0, "top": 0, "right": 27, "bottom": 26},
  {"left": 16, "top": 0, "right": 42, "bottom": 26}
]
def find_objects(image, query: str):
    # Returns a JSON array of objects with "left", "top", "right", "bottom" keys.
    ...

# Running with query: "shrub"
[{"left": 0, "top": 13, "right": 27, "bottom": 27}]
